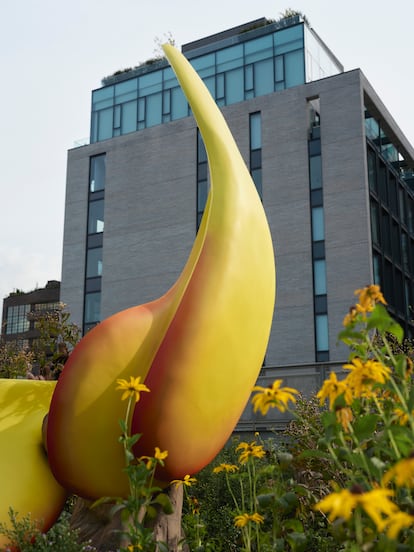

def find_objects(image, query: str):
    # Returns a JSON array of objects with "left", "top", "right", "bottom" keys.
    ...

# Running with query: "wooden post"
[{"left": 70, "top": 485, "right": 189, "bottom": 551}]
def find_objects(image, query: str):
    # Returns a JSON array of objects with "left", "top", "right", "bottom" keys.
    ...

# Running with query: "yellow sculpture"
[
  {"left": 46, "top": 44, "right": 276, "bottom": 499},
  {"left": 0, "top": 44, "right": 275, "bottom": 540},
  {"left": 0, "top": 379, "right": 67, "bottom": 548}
]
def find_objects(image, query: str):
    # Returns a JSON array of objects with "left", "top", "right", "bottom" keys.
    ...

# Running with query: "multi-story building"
[
  {"left": 1, "top": 280, "right": 61, "bottom": 349},
  {"left": 61, "top": 15, "right": 414, "bottom": 431}
]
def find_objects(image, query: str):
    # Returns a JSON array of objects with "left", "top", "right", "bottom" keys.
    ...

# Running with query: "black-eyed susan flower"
[
  {"left": 317, "top": 371, "right": 352, "bottom": 409},
  {"left": 382, "top": 510, "right": 414, "bottom": 539},
  {"left": 236, "top": 441, "right": 266, "bottom": 464},
  {"left": 213, "top": 463, "right": 239, "bottom": 474},
  {"left": 314, "top": 488, "right": 360, "bottom": 522},
  {"left": 171, "top": 474, "right": 197, "bottom": 488},
  {"left": 355, "top": 284, "right": 387, "bottom": 313},
  {"left": 140, "top": 447, "right": 168, "bottom": 470},
  {"left": 335, "top": 406, "right": 354, "bottom": 431},
  {"left": 252, "top": 379, "right": 298, "bottom": 415},
  {"left": 358, "top": 488, "right": 398, "bottom": 532},
  {"left": 154, "top": 446, "right": 168, "bottom": 463},
  {"left": 116, "top": 376, "right": 150, "bottom": 402},
  {"left": 383, "top": 456, "right": 414, "bottom": 488},
  {"left": 343, "top": 358, "right": 391, "bottom": 399},
  {"left": 393, "top": 407, "right": 411, "bottom": 426},
  {"left": 234, "top": 512, "right": 264, "bottom": 527}
]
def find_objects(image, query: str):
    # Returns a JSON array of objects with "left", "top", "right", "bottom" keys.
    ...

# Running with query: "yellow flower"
[
  {"left": 343, "top": 285, "right": 387, "bottom": 325},
  {"left": 188, "top": 496, "right": 200, "bottom": 515},
  {"left": 213, "top": 463, "right": 239, "bottom": 474},
  {"left": 171, "top": 474, "right": 197, "bottom": 488},
  {"left": 343, "top": 305, "right": 358, "bottom": 326},
  {"left": 393, "top": 407, "right": 412, "bottom": 426},
  {"left": 116, "top": 376, "right": 150, "bottom": 402},
  {"left": 343, "top": 358, "right": 391, "bottom": 399},
  {"left": 154, "top": 447, "right": 168, "bottom": 463},
  {"left": 236, "top": 441, "right": 266, "bottom": 464},
  {"left": 252, "top": 379, "right": 298, "bottom": 415},
  {"left": 234, "top": 512, "right": 264, "bottom": 527},
  {"left": 141, "top": 447, "right": 168, "bottom": 470},
  {"left": 315, "top": 486, "right": 398, "bottom": 533},
  {"left": 358, "top": 488, "right": 397, "bottom": 532},
  {"left": 355, "top": 284, "right": 387, "bottom": 313},
  {"left": 317, "top": 372, "right": 352, "bottom": 409},
  {"left": 314, "top": 488, "right": 360, "bottom": 522},
  {"left": 383, "top": 457, "right": 414, "bottom": 488},
  {"left": 127, "top": 545, "right": 143, "bottom": 551},
  {"left": 382, "top": 510, "right": 414, "bottom": 539},
  {"left": 335, "top": 406, "right": 353, "bottom": 431}
]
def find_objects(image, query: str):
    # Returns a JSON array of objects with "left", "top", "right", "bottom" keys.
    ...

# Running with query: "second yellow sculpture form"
[{"left": 46, "top": 44, "right": 276, "bottom": 498}]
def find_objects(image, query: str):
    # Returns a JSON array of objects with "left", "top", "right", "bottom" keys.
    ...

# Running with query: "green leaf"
[
  {"left": 366, "top": 304, "right": 404, "bottom": 342},
  {"left": 283, "top": 518, "right": 304, "bottom": 532},
  {"left": 392, "top": 425, "right": 414, "bottom": 456},
  {"left": 153, "top": 492, "right": 174, "bottom": 514},
  {"left": 352, "top": 413, "right": 380, "bottom": 441},
  {"left": 285, "top": 531, "right": 307, "bottom": 551},
  {"left": 257, "top": 492, "right": 276, "bottom": 508}
]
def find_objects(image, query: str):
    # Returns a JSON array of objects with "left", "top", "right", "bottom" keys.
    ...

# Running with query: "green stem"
[{"left": 372, "top": 395, "right": 401, "bottom": 460}]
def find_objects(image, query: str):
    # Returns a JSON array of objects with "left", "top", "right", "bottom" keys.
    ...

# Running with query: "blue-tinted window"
[
  {"left": 86, "top": 247, "right": 103, "bottom": 278},
  {"left": 315, "top": 314, "right": 329, "bottom": 351},
  {"left": 226, "top": 68, "right": 244, "bottom": 104},
  {"left": 139, "top": 71, "right": 162, "bottom": 95},
  {"left": 90, "top": 22, "right": 309, "bottom": 142},
  {"left": 122, "top": 101, "right": 137, "bottom": 134},
  {"left": 88, "top": 200, "right": 104, "bottom": 234},
  {"left": 312, "top": 207, "right": 324, "bottom": 241},
  {"left": 285, "top": 49, "right": 305, "bottom": 88},
  {"left": 90, "top": 154, "right": 106, "bottom": 192},
  {"left": 275, "top": 55, "right": 284, "bottom": 83},
  {"left": 250, "top": 112, "right": 261, "bottom": 150},
  {"left": 274, "top": 25, "right": 303, "bottom": 55},
  {"left": 92, "top": 86, "right": 114, "bottom": 110},
  {"left": 216, "top": 44, "right": 243, "bottom": 72},
  {"left": 146, "top": 93, "right": 162, "bottom": 127},
  {"left": 115, "top": 79, "right": 138, "bottom": 104},
  {"left": 191, "top": 53, "right": 215, "bottom": 77},
  {"left": 373, "top": 253, "right": 381, "bottom": 286},
  {"left": 198, "top": 180, "right": 209, "bottom": 211},
  {"left": 98, "top": 109, "right": 113, "bottom": 141},
  {"left": 313, "top": 259, "right": 327, "bottom": 295},
  {"left": 245, "top": 35, "right": 273, "bottom": 64},
  {"left": 216, "top": 73, "right": 225, "bottom": 100},
  {"left": 310, "top": 155, "right": 322, "bottom": 189},
  {"left": 245, "top": 64, "right": 253, "bottom": 91},
  {"left": 254, "top": 58, "right": 274, "bottom": 96},
  {"left": 163, "top": 67, "right": 178, "bottom": 89},
  {"left": 84, "top": 292, "right": 101, "bottom": 324}
]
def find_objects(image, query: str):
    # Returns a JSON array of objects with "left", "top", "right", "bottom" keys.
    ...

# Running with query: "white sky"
[{"left": 1, "top": 0, "right": 413, "bottom": 308}]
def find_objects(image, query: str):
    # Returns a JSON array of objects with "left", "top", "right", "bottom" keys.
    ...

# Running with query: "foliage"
[
  {"left": 29, "top": 303, "right": 81, "bottom": 378},
  {"left": 93, "top": 376, "right": 172, "bottom": 551},
  {"left": 0, "top": 509, "right": 94, "bottom": 551},
  {"left": 278, "top": 8, "right": 310, "bottom": 26},
  {"left": 0, "top": 304, "right": 80, "bottom": 380},
  {"left": 4, "top": 284, "right": 414, "bottom": 551},
  {"left": 179, "top": 285, "right": 414, "bottom": 551},
  {"left": 0, "top": 343, "right": 33, "bottom": 379}
]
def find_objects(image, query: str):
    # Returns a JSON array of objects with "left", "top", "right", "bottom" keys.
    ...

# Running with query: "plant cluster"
[
  {"left": 0, "top": 509, "right": 94, "bottom": 552},
  {"left": 3, "top": 285, "right": 414, "bottom": 551},
  {"left": 179, "top": 285, "right": 414, "bottom": 551}
]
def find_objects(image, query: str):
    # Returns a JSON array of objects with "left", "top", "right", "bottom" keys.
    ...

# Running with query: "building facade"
[
  {"left": 1, "top": 281, "right": 61, "bottom": 349},
  {"left": 61, "top": 16, "right": 414, "bottom": 431}
]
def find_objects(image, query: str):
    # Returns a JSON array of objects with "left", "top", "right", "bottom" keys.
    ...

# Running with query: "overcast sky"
[{"left": 1, "top": 0, "right": 413, "bottom": 308}]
